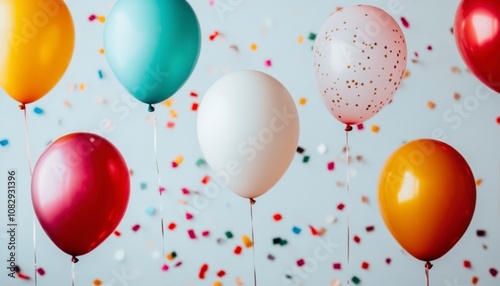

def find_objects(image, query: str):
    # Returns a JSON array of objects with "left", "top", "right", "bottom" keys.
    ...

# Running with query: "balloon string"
[
  {"left": 345, "top": 125, "right": 351, "bottom": 285},
  {"left": 425, "top": 261, "right": 433, "bottom": 286},
  {"left": 22, "top": 104, "right": 38, "bottom": 286},
  {"left": 152, "top": 106, "right": 166, "bottom": 259},
  {"left": 71, "top": 260, "right": 75, "bottom": 286},
  {"left": 250, "top": 198, "right": 257, "bottom": 286}
]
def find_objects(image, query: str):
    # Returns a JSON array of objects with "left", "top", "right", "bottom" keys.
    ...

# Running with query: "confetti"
[
  {"left": 490, "top": 268, "right": 498, "bottom": 277},
  {"left": 185, "top": 212, "right": 194, "bottom": 220},
  {"left": 167, "top": 121, "right": 175, "bottom": 129},
  {"left": 476, "top": 230, "right": 486, "bottom": 237},
  {"left": 93, "top": 279, "right": 102, "bottom": 285},
  {"left": 308, "top": 33, "right": 317, "bottom": 40},
  {"left": 333, "top": 262, "right": 342, "bottom": 270},
  {"left": 298, "top": 97, "right": 307, "bottom": 105},
  {"left": 0, "top": 139, "right": 9, "bottom": 147},
  {"left": 196, "top": 158, "right": 206, "bottom": 167},
  {"left": 357, "top": 123, "right": 364, "bottom": 130},
  {"left": 366, "top": 225, "right": 375, "bottom": 232},
  {"left": 202, "top": 175, "right": 210, "bottom": 184},
  {"left": 463, "top": 260, "right": 471, "bottom": 269},
  {"left": 327, "top": 161, "right": 335, "bottom": 171},
  {"left": 97, "top": 16, "right": 106, "bottom": 23},
  {"left": 427, "top": 101, "right": 436, "bottom": 109},
  {"left": 225, "top": 231, "right": 233, "bottom": 239},
  {"left": 99, "top": 48, "right": 105, "bottom": 54},
  {"left": 267, "top": 254, "right": 275, "bottom": 261},
  {"left": 88, "top": 14, "right": 96, "bottom": 21},
  {"left": 427, "top": 45, "right": 433, "bottom": 51},
  {"left": 302, "top": 155, "right": 310, "bottom": 163},
  {"left": 217, "top": 270, "right": 226, "bottom": 277},
  {"left": 188, "top": 229, "right": 196, "bottom": 239},
  {"left": 190, "top": 91, "right": 198, "bottom": 97},
  {"left": 37, "top": 268, "right": 45, "bottom": 275},
  {"left": 234, "top": 245, "right": 242, "bottom": 255},
  {"left": 213, "top": 281, "right": 222, "bottom": 286},
  {"left": 400, "top": 16, "right": 410, "bottom": 28},
  {"left": 209, "top": 30, "right": 219, "bottom": 41},
  {"left": 202, "top": 230, "right": 210, "bottom": 237},
  {"left": 292, "top": 226, "right": 301, "bottom": 234},
  {"left": 476, "top": 179, "right": 483, "bottom": 186},
  {"left": 351, "top": 276, "right": 361, "bottom": 284},
  {"left": 385, "top": 258, "right": 391, "bottom": 265},
  {"left": 472, "top": 276, "right": 479, "bottom": 284},
  {"left": 264, "top": 59, "right": 272, "bottom": 67},
  {"left": 132, "top": 224, "right": 140, "bottom": 232},
  {"left": 496, "top": 116, "right": 500, "bottom": 124},
  {"left": 317, "top": 143, "right": 327, "bottom": 154},
  {"left": 296, "top": 146, "right": 305, "bottom": 154},
  {"left": 242, "top": 235, "right": 253, "bottom": 248},
  {"left": 161, "top": 264, "right": 169, "bottom": 272},
  {"left": 298, "top": 35, "right": 304, "bottom": 43},
  {"left": 371, "top": 125, "right": 380, "bottom": 133},
  {"left": 361, "top": 261, "right": 369, "bottom": 270},
  {"left": 337, "top": 203, "right": 345, "bottom": 211},
  {"left": 353, "top": 235, "right": 361, "bottom": 243},
  {"left": 325, "top": 215, "right": 337, "bottom": 224},
  {"left": 191, "top": 103, "right": 199, "bottom": 111},
  {"left": 273, "top": 213, "right": 282, "bottom": 221},
  {"left": 114, "top": 230, "right": 121, "bottom": 236},
  {"left": 98, "top": 70, "right": 103, "bottom": 79},
  {"left": 34, "top": 107, "right": 44, "bottom": 115},
  {"left": 250, "top": 43, "right": 258, "bottom": 51},
  {"left": 145, "top": 206, "right": 155, "bottom": 216},
  {"left": 167, "top": 252, "right": 177, "bottom": 260},
  {"left": 170, "top": 109, "right": 178, "bottom": 118},
  {"left": 296, "top": 259, "right": 305, "bottom": 267},
  {"left": 199, "top": 264, "right": 209, "bottom": 279},
  {"left": 168, "top": 222, "right": 176, "bottom": 230}
]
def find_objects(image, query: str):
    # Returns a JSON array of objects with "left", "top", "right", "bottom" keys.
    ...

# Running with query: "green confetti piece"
[
  {"left": 279, "top": 239, "right": 288, "bottom": 246},
  {"left": 308, "top": 33, "right": 317, "bottom": 40},
  {"left": 303, "top": 156, "right": 310, "bottom": 163},
  {"left": 352, "top": 276, "right": 361, "bottom": 284},
  {"left": 196, "top": 158, "right": 206, "bottom": 167},
  {"left": 225, "top": 231, "right": 233, "bottom": 239}
]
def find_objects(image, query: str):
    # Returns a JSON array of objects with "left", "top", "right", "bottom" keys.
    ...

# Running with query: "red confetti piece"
[
  {"left": 132, "top": 224, "right": 140, "bottom": 232},
  {"left": 385, "top": 258, "right": 391, "bottom": 265},
  {"left": 365, "top": 225, "right": 375, "bottom": 232},
  {"left": 333, "top": 262, "right": 342, "bottom": 270},
  {"left": 167, "top": 121, "right": 175, "bottom": 129},
  {"left": 168, "top": 222, "right": 176, "bottom": 230},
  {"left": 337, "top": 203, "right": 345, "bottom": 211},
  {"left": 190, "top": 91, "right": 198, "bottom": 97},
  {"left": 159, "top": 186, "right": 166, "bottom": 194},
  {"left": 217, "top": 270, "right": 226, "bottom": 277},
  {"left": 463, "top": 260, "right": 472, "bottom": 269},
  {"left": 209, "top": 31, "right": 219, "bottom": 41},
  {"left": 309, "top": 225, "right": 319, "bottom": 236},
  {"left": 114, "top": 230, "right": 121, "bottom": 236},
  {"left": 182, "top": 188, "right": 190, "bottom": 195},
  {"left": 472, "top": 276, "right": 479, "bottom": 284},
  {"left": 353, "top": 235, "right": 361, "bottom": 243},
  {"left": 427, "top": 45, "right": 433, "bottom": 51},
  {"left": 175, "top": 261, "right": 183, "bottom": 267},
  {"left": 88, "top": 14, "right": 96, "bottom": 21},
  {"left": 161, "top": 264, "right": 169, "bottom": 272},
  {"left": 172, "top": 162, "right": 178, "bottom": 168},
  {"left": 18, "top": 272, "right": 30, "bottom": 280},
  {"left": 37, "top": 268, "right": 45, "bottom": 275},
  {"left": 400, "top": 17, "right": 410, "bottom": 28},
  {"left": 490, "top": 268, "right": 498, "bottom": 277},
  {"left": 327, "top": 161, "right": 335, "bottom": 171},
  {"left": 496, "top": 116, "right": 500, "bottom": 124},
  {"left": 202, "top": 175, "right": 210, "bottom": 184},
  {"left": 199, "top": 264, "right": 209, "bottom": 279},
  {"left": 186, "top": 213, "right": 194, "bottom": 220},
  {"left": 191, "top": 103, "right": 199, "bottom": 111},
  {"left": 296, "top": 259, "right": 305, "bottom": 267},
  {"left": 273, "top": 213, "right": 282, "bottom": 221},
  {"left": 202, "top": 230, "right": 210, "bottom": 237},
  {"left": 188, "top": 229, "right": 196, "bottom": 239},
  {"left": 234, "top": 245, "right": 242, "bottom": 255},
  {"left": 361, "top": 261, "right": 369, "bottom": 270},
  {"left": 356, "top": 123, "right": 364, "bottom": 130}
]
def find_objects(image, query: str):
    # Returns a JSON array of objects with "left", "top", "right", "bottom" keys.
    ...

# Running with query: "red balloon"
[
  {"left": 454, "top": 0, "right": 500, "bottom": 93},
  {"left": 32, "top": 133, "right": 130, "bottom": 258}
]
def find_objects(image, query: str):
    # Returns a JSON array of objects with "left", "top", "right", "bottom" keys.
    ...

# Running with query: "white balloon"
[
  {"left": 313, "top": 5, "right": 407, "bottom": 126},
  {"left": 197, "top": 70, "right": 300, "bottom": 199}
]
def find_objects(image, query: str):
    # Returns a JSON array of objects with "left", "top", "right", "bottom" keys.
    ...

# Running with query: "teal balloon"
[{"left": 104, "top": 0, "right": 201, "bottom": 105}]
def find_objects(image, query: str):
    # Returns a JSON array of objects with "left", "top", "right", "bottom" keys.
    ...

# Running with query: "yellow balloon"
[{"left": 0, "top": 0, "right": 74, "bottom": 104}]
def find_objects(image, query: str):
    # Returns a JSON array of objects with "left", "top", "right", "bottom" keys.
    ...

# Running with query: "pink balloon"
[
  {"left": 313, "top": 5, "right": 407, "bottom": 127},
  {"left": 32, "top": 133, "right": 130, "bottom": 258}
]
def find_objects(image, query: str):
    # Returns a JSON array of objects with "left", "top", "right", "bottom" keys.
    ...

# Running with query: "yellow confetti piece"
[
  {"left": 164, "top": 98, "right": 173, "bottom": 107},
  {"left": 79, "top": 83, "right": 86, "bottom": 91},
  {"left": 93, "top": 279, "right": 102, "bottom": 286},
  {"left": 97, "top": 16, "right": 106, "bottom": 23},
  {"left": 170, "top": 109, "right": 178, "bottom": 118},
  {"left": 427, "top": 101, "right": 436, "bottom": 109},
  {"left": 476, "top": 179, "right": 483, "bottom": 186},
  {"left": 99, "top": 48, "right": 105, "bottom": 54},
  {"left": 250, "top": 43, "right": 258, "bottom": 51},
  {"left": 298, "top": 35, "right": 304, "bottom": 43},
  {"left": 242, "top": 235, "right": 253, "bottom": 248},
  {"left": 213, "top": 281, "right": 222, "bottom": 286},
  {"left": 371, "top": 125, "right": 380, "bottom": 133},
  {"left": 403, "top": 70, "right": 410, "bottom": 78},
  {"left": 298, "top": 97, "right": 307, "bottom": 105},
  {"left": 166, "top": 253, "right": 175, "bottom": 261},
  {"left": 174, "top": 155, "right": 184, "bottom": 165}
]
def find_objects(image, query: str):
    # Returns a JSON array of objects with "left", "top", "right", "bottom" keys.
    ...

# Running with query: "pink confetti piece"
[
  {"left": 337, "top": 203, "right": 345, "bottom": 211},
  {"left": 202, "top": 230, "right": 210, "bottom": 237},
  {"left": 159, "top": 186, "right": 166, "bottom": 194},
  {"left": 333, "top": 262, "right": 342, "bottom": 270},
  {"left": 356, "top": 123, "right": 364, "bottom": 130},
  {"left": 167, "top": 121, "right": 175, "bottom": 129},
  {"left": 182, "top": 188, "right": 190, "bottom": 195},
  {"left": 186, "top": 213, "right": 194, "bottom": 220},
  {"left": 385, "top": 258, "right": 391, "bottom": 265},
  {"left": 427, "top": 45, "right": 433, "bottom": 51},
  {"left": 132, "top": 224, "right": 140, "bottom": 232},
  {"left": 188, "top": 229, "right": 196, "bottom": 239},
  {"left": 265, "top": 59, "right": 272, "bottom": 67},
  {"left": 327, "top": 161, "right": 335, "bottom": 171},
  {"left": 36, "top": 268, "right": 45, "bottom": 276},
  {"left": 175, "top": 261, "right": 183, "bottom": 267},
  {"left": 161, "top": 264, "right": 169, "bottom": 272},
  {"left": 400, "top": 17, "right": 410, "bottom": 28},
  {"left": 296, "top": 259, "right": 305, "bottom": 267},
  {"left": 88, "top": 14, "right": 96, "bottom": 21}
]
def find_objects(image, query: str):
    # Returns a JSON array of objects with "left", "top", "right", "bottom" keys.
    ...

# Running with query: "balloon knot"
[
  {"left": 425, "top": 261, "right": 433, "bottom": 270},
  {"left": 148, "top": 104, "right": 155, "bottom": 112},
  {"left": 19, "top": 104, "right": 25, "bottom": 110},
  {"left": 345, "top": 125, "right": 353, "bottom": 132},
  {"left": 250, "top": 198, "right": 256, "bottom": 205},
  {"left": 71, "top": 256, "right": 79, "bottom": 263}
]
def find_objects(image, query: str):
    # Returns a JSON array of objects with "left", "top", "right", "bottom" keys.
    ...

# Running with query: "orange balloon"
[
  {"left": 0, "top": 0, "right": 75, "bottom": 104},
  {"left": 378, "top": 139, "right": 476, "bottom": 262}
]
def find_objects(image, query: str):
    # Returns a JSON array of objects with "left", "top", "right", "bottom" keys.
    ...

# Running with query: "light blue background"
[{"left": 1, "top": 0, "right": 499, "bottom": 285}]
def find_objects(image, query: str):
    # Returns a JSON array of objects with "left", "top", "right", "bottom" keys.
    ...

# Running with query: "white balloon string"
[
  {"left": 22, "top": 105, "right": 37, "bottom": 286},
  {"left": 345, "top": 127, "right": 351, "bottom": 285},
  {"left": 250, "top": 198, "right": 257, "bottom": 286},
  {"left": 425, "top": 262, "right": 433, "bottom": 286},
  {"left": 152, "top": 106, "right": 166, "bottom": 260},
  {"left": 71, "top": 260, "right": 75, "bottom": 286}
]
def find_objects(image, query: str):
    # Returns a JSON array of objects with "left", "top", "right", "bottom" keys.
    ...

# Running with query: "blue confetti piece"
[
  {"left": 140, "top": 182, "right": 147, "bottom": 190},
  {"left": 0, "top": 139, "right": 9, "bottom": 147},
  {"left": 98, "top": 70, "right": 103, "bottom": 79},
  {"left": 34, "top": 107, "right": 44, "bottom": 115},
  {"left": 145, "top": 206, "right": 156, "bottom": 216},
  {"left": 292, "top": 226, "right": 301, "bottom": 234}
]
